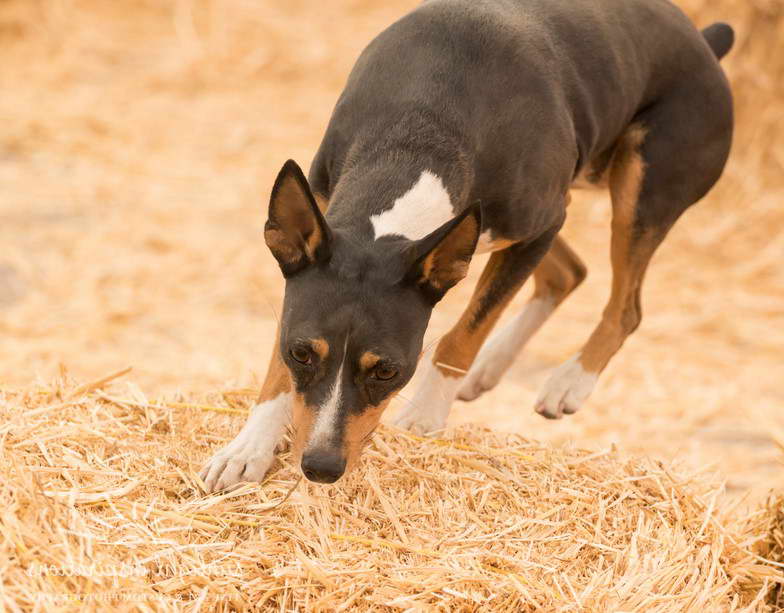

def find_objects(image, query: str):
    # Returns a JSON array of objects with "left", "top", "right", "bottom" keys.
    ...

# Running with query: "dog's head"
[{"left": 264, "top": 160, "right": 480, "bottom": 483}]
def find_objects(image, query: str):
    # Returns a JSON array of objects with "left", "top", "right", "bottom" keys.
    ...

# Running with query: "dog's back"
[{"left": 312, "top": 0, "right": 728, "bottom": 224}]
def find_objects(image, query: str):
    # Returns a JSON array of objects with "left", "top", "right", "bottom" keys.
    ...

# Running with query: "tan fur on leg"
[
  {"left": 458, "top": 236, "right": 586, "bottom": 401},
  {"left": 537, "top": 125, "right": 660, "bottom": 419}
]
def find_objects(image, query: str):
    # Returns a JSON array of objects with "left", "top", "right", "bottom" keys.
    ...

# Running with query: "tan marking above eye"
[
  {"left": 310, "top": 338, "right": 329, "bottom": 360},
  {"left": 359, "top": 351, "right": 381, "bottom": 371}
]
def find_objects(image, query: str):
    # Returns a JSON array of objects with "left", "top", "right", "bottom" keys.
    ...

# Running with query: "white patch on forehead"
[
  {"left": 370, "top": 170, "right": 454, "bottom": 241},
  {"left": 307, "top": 338, "right": 347, "bottom": 448}
]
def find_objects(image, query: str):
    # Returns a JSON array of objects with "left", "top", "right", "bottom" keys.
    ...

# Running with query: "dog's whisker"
[
  {"left": 360, "top": 425, "right": 379, "bottom": 444},
  {"left": 262, "top": 294, "right": 280, "bottom": 325},
  {"left": 421, "top": 333, "right": 446, "bottom": 358},
  {"left": 391, "top": 392, "right": 431, "bottom": 417}
]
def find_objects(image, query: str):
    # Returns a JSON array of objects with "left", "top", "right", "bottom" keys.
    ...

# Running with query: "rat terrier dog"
[{"left": 201, "top": 0, "right": 733, "bottom": 489}]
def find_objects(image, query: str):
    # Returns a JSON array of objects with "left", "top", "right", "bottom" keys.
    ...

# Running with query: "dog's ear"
[
  {"left": 265, "top": 160, "right": 332, "bottom": 277},
  {"left": 404, "top": 205, "right": 482, "bottom": 304}
]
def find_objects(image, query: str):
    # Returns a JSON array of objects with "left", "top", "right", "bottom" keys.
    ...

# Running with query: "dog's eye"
[
  {"left": 373, "top": 365, "right": 398, "bottom": 381},
  {"left": 290, "top": 347, "right": 312, "bottom": 365}
]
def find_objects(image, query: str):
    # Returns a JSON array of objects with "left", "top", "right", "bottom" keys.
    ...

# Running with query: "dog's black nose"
[{"left": 301, "top": 450, "right": 346, "bottom": 484}]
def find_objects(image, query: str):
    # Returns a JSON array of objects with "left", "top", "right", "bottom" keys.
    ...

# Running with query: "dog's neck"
[{"left": 324, "top": 112, "right": 474, "bottom": 246}]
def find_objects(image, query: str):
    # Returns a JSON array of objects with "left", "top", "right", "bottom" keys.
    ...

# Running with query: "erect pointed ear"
[
  {"left": 264, "top": 160, "right": 332, "bottom": 277},
  {"left": 404, "top": 205, "right": 482, "bottom": 304}
]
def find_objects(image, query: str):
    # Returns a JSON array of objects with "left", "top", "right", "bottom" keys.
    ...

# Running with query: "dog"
[{"left": 200, "top": 0, "right": 733, "bottom": 490}]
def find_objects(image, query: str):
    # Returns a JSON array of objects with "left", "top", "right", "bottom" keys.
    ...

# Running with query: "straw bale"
[
  {"left": 754, "top": 494, "right": 784, "bottom": 610},
  {"left": 1, "top": 377, "right": 781, "bottom": 611}
]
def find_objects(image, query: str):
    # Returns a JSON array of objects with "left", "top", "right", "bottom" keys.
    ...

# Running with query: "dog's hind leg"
[
  {"left": 536, "top": 78, "right": 732, "bottom": 419},
  {"left": 200, "top": 328, "right": 292, "bottom": 492},
  {"left": 393, "top": 227, "right": 559, "bottom": 435},
  {"left": 458, "top": 235, "right": 587, "bottom": 401}
]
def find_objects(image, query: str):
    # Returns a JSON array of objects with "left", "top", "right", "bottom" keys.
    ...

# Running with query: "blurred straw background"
[{"left": 0, "top": 0, "right": 782, "bottom": 609}]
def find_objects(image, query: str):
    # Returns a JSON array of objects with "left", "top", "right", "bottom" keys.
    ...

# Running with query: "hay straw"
[
  {"left": 756, "top": 494, "right": 784, "bottom": 608},
  {"left": 1, "top": 379, "right": 782, "bottom": 611},
  {"left": 64, "top": 366, "right": 133, "bottom": 400}
]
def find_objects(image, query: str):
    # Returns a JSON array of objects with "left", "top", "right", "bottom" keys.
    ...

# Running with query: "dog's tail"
[{"left": 701, "top": 22, "right": 735, "bottom": 60}]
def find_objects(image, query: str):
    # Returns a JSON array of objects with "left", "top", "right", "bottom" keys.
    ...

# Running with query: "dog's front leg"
[
  {"left": 200, "top": 334, "right": 291, "bottom": 492},
  {"left": 394, "top": 232, "right": 558, "bottom": 435},
  {"left": 458, "top": 235, "right": 586, "bottom": 401}
]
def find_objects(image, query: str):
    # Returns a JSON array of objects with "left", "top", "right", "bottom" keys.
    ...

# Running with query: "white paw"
[
  {"left": 199, "top": 393, "right": 290, "bottom": 493},
  {"left": 393, "top": 403, "right": 450, "bottom": 436},
  {"left": 457, "top": 341, "right": 514, "bottom": 401},
  {"left": 459, "top": 297, "right": 555, "bottom": 402},
  {"left": 534, "top": 354, "right": 597, "bottom": 419},
  {"left": 392, "top": 357, "right": 462, "bottom": 436}
]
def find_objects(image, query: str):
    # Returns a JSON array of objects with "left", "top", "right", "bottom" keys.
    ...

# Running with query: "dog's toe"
[
  {"left": 457, "top": 369, "right": 495, "bottom": 402},
  {"left": 392, "top": 410, "right": 445, "bottom": 436},
  {"left": 457, "top": 379, "right": 483, "bottom": 402},
  {"left": 200, "top": 452, "right": 233, "bottom": 493},
  {"left": 535, "top": 354, "right": 597, "bottom": 419},
  {"left": 200, "top": 447, "right": 275, "bottom": 493},
  {"left": 534, "top": 400, "right": 564, "bottom": 420},
  {"left": 457, "top": 349, "right": 513, "bottom": 402},
  {"left": 199, "top": 420, "right": 284, "bottom": 493},
  {"left": 198, "top": 397, "right": 289, "bottom": 493},
  {"left": 391, "top": 353, "right": 460, "bottom": 436}
]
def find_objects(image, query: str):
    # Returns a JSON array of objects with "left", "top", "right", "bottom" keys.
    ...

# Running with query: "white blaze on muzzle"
[{"left": 306, "top": 336, "right": 349, "bottom": 450}]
